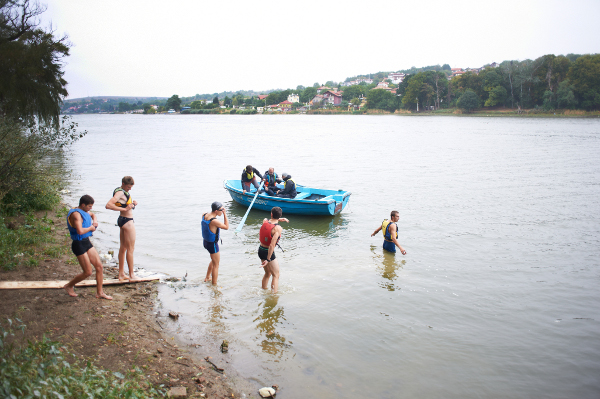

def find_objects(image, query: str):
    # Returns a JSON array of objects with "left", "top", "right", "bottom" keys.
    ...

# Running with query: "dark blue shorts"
[
  {"left": 383, "top": 240, "right": 396, "bottom": 253},
  {"left": 203, "top": 240, "right": 219, "bottom": 254},
  {"left": 72, "top": 238, "right": 93, "bottom": 256}
]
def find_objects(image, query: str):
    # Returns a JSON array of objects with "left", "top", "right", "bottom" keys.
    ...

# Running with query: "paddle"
[{"left": 235, "top": 180, "right": 265, "bottom": 233}]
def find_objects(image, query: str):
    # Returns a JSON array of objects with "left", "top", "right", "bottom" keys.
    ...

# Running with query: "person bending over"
[{"left": 242, "top": 165, "right": 264, "bottom": 194}]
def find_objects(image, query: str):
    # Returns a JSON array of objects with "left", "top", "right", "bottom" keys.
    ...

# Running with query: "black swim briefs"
[
  {"left": 117, "top": 216, "right": 133, "bottom": 228},
  {"left": 258, "top": 246, "right": 276, "bottom": 262},
  {"left": 71, "top": 238, "right": 93, "bottom": 256}
]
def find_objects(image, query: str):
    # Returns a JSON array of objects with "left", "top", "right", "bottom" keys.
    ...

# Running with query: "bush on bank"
[{"left": 0, "top": 319, "right": 166, "bottom": 398}]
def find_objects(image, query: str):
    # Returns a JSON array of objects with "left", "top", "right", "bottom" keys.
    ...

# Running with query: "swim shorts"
[
  {"left": 72, "top": 238, "right": 93, "bottom": 256},
  {"left": 258, "top": 246, "right": 276, "bottom": 262},
  {"left": 203, "top": 240, "right": 219, "bottom": 254},
  {"left": 383, "top": 240, "right": 397, "bottom": 253},
  {"left": 117, "top": 216, "right": 133, "bottom": 228}
]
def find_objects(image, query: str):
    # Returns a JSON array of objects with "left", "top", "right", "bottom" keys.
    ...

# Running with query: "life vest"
[
  {"left": 382, "top": 219, "right": 398, "bottom": 242},
  {"left": 284, "top": 178, "right": 295, "bottom": 190},
  {"left": 113, "top": 187, "right": 132, "bottom": 208},
  {"left": 259, "top": 220, "right": 279, "bottom": 248},
  {"left": 264, "top": 173, "right": 278, "bottom": 188},
  {"left": 243, "top": 169, "right": 254, "bottom": 181},
  {"left": 67, "top": 209, "right": 93, "bottom": 241},
  {"left": 201, "top": 213, "right": 220, "bottom": 243}
]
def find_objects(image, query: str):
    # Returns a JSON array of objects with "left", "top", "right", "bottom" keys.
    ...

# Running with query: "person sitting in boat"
[
  {"left": 276, "top": 173, "right": 297, "bottom": 199},
  {"left": 241, "top": 165, "right": 264, "bottom": 194},
  {"left": 263, "top": 167, "right": 283, "bottom": 196}
]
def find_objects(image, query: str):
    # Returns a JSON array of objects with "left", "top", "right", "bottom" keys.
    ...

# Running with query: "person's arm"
[
  {"left": 371, "top": 225, "right": 382, "bottom": 237},
  {"left": 279, "top": 218, "right": 289, "bottom": 223},
  {"left": 90, "top": 211, "right": 99, "bottom": 228},
  {"left": 254, "top": 168, "right": 263, "bottom": 180},
  {"left": 389, "top": 224, "right": 407, "bottom": 255},
  {"left": 267, "top": 227, "right": 281, "bottom": 260},
  {"left": 211, "top": 209, "right": 229, "bottom": 230},
  {"left": 70, "top": 212, "right": 95, "bottom": 235},
  {"left": 105, "top": 192, "right": 133, "bottom": 212}
]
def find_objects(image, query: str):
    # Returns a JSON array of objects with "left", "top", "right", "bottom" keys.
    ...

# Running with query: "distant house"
[
  {"left": 256, "top": 106, "right": 264, "bottom": 113},
  {"left": 387, "top": 73, "right": 405, "bottom": 84},
  {"left": 310, "top": 94, "right": 324, "bottom": 106},
  {"left": 321, "top": 90, "right": 343, "bottom": 106},
  {"left": 267, "top": 104, "right": 280, "bottom": 112},
  {"left": 287, "top": 93, "right": 299, "bottom": 103},
  {"left": 317, "top": 86, "right": 331, "bottom": 94},
  {"left": 279, "top": 100, "right": 293, "bottom": 111},
  {"left": 258, "top": 95, "right": 269, "bottom": 100},
  {"left": 374, "top": 81, "right": 391, "bottom": 90}
]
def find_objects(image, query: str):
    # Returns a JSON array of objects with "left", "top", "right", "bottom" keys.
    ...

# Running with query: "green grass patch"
[{"left": 0, "top": 319, "right": 166, "bottom": 398}]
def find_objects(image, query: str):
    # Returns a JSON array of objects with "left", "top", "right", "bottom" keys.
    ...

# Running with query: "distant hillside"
[{"left": 64, "top": 96, "right": 167, "bottom": 103}]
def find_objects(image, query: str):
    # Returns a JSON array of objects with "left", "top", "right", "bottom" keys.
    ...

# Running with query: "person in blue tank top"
[
  {"left": 371, "top": 210, "right": 407, "bottom": 255},
  {"left": 202, "top": 201, "right": 229, "bottom": 285},
  {"left": 63, "top": 195, "right": 113, "bottom": 300}
]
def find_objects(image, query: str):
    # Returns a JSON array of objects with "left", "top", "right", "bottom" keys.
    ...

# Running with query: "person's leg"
[
  {"left": 262, "top": 266, "right": 272, "bottom": 289},
  {"left": 64, "top": 252, "right": 93, "bottom": 297},
  {"left": 118, "top": 226, "right": 129, "bottom": 281},
  {"left": 251, "top": 177, "right": 260, "bottom": 190},
  {"left": 209, "top": 252, "right": 220, "bottom": 285},
  {"left": 88, "top": 247, "right": 112, "bottom": 300},
  {"left": 242, "top": 182, "right": 251, "bottom": 192},
  {"left": 121, "top": 221, "right": 137, "bottom": 279},
  {"left": 204, "top": 259, "right": 213, "bottom": 282},
  {"left": 268, "top": 259, "right": 280, "bottom": 293}
]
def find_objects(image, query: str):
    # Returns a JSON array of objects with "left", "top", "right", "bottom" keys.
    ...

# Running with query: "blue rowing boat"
[{"left": 223, "top": 180, "right": 351, "bottom": 216}]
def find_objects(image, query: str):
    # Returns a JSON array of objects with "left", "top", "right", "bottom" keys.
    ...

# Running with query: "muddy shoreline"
[{"left": 0, "top": 205, "right": 254, "bottom": 398}]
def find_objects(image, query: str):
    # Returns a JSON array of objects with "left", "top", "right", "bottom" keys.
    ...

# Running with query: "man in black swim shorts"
[
  {"left": 106, "top": 176, "right": 138, "bottom": 281},
  {"left": 64, "top": 195, "right": 112, "bottom": 300}
]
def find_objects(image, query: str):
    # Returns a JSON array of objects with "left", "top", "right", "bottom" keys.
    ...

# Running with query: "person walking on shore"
[
  {"left": 258, "top": 206, "right": 289, "bottom": 293},
  {"left": 371, "top": 210, "right": 407, "bottom": 255},
  {"left": 64, "top": 195, "right": 112, "bottom": 300},
  {"left": 202, "top": 202, "right": 229, "bottom": 285},
  {"left": 106, "top": 176, "right": 138, "bottom": 281}
]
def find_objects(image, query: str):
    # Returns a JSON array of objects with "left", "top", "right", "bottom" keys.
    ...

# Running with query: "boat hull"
[{"left": 223, "top": 180, "right": 351, "bottom": 216}]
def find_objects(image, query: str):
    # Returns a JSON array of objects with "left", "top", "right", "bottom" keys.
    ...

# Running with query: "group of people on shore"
[
  {"left": 64, "top": 169, "right": 407, "bottom": 299},
  {"left": 63, "top": 176, "right": 138, "bottom": 300}
]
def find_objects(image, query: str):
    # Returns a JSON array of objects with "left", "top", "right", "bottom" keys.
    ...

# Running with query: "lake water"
[{"left": 63, "top": 114, "right": 600, "bottom": 398}]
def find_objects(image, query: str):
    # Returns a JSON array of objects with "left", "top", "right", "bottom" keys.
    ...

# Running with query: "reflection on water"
[
  {"left": 204, "top": 287, "right": 228, "bottom": 333},
  {"left": 371, "top": 245, "right": 405, "bottom": 291},
  {"left": 253, "top": 294, "right": 290, "bottom": 358}
]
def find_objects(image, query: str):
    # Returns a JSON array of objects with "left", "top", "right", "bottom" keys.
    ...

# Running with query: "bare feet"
[
  {"left": 96, "top": 292, "right": 113, "bottom": 300},
  {"left": 128, "top": 274, "right": 140, "bottom": 281},
  {"left": 118, "top": 275, "right": 130, "bottom": 282},
  {"left": 63, "top": 285, "right": 77, "bottom": 297}
]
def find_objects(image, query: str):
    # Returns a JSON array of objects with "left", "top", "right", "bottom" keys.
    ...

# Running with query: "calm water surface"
[{"left": 63, "top": 115, "right": 600, "bottom": 398}]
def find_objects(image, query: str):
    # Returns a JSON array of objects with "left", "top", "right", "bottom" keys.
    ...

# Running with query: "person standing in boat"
[
  {"left": 371, "top": 211, "right": 407, "bottom": 255},
  {"left": 275, "top": 173, "right": 297, "bottom": 199},
  {"left": 106, "top": 176, "right": 138, "bottom": 281},
  {"left": 202, "top": 201, "right": 229, "bottom": 285},
  {"left": 242, "top": 165, "right": 264, "bottom": 194},
  {"left": 258, "top": 206, "right": 289, "bottom": 293},
  {"left": 263, "top": 167, "right": 283, "bottom": 196},
  {"left": 64, "top": 195, "right": 112, "bottom": 300}
]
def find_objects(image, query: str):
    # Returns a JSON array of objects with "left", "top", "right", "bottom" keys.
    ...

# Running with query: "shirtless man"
[
  {"left": 371, "top": 210, "right": 407, "bottom": 255},
  {"left": 258, "top": 206, "right": 289, "bottom": 293},
  {"left": 64, "top": 195, "right": 112, "bottom": 300},
  {"left": 202, "top": 202, "right": 229, "bottom": 285},
  {"left": 106, "top": 176, "right": 138, "bottom": 281}
]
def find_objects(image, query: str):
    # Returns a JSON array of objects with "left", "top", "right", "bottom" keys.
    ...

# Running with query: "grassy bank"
[{"left": 0, "top": 319, "right": 166, "bottom": 398}]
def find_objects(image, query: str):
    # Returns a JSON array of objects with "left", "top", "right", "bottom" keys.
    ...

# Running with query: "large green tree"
[
  {"left": 367, "top": 89, "right": 397, "bottom": 112},
  {"left": 457, "top": 89, "right": 480, "bottom": 113},
  {"left": 0, "top": 0, "right": 69, "bottom": 126},
  {"left": 567, "top": 54, "right": 600, "bottom": 110},
  {"left": 166, "top": 95, "right": 182, "bottom": 111}
]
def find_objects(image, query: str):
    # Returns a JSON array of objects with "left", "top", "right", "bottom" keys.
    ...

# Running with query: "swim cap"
[
  {"left": 211, "top": 201, "right": 223, "bottom": 212},
  {"left": 282, "top": 173, "right": 291, "bottom": 179}
]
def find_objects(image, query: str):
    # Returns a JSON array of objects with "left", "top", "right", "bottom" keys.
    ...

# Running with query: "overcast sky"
[{"left": 42, "top": 0, "right": 600, "bottom": 99}]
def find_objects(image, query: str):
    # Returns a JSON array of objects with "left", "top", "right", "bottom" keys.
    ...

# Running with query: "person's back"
[{"left": 276, "top": 173, "right": 296, "bottom": 199}]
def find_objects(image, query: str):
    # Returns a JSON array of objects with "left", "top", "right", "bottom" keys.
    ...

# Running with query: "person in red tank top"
[{"left": 258, "top": 207, "right": 289, "bottom": 293}]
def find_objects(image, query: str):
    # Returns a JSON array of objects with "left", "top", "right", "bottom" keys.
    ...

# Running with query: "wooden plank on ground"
[{"left": 0, "top": 275, "right": 162, "bottom": 290}]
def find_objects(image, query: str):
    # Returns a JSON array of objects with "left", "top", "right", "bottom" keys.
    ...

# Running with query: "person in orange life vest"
[
  {"left": 202, "top": 201, "right": 229, "bottom": 285},
  {"left": 106, "top": 176, "right": 138, "bottom": 281},
  {"left": 263, "top": 167, "right": 283, "bottom": 196},
  {"left": 371, "top": 210, "right": 407, "bottom": 255},
  {"left": 241, "top": 165, "right": 264, "bottom": 194},
  {"left": 64, "top": 195, "right": 112, "bottom": 300},
  {"left": 258, "top": 206, "right": 289, "bottom": 293}
]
